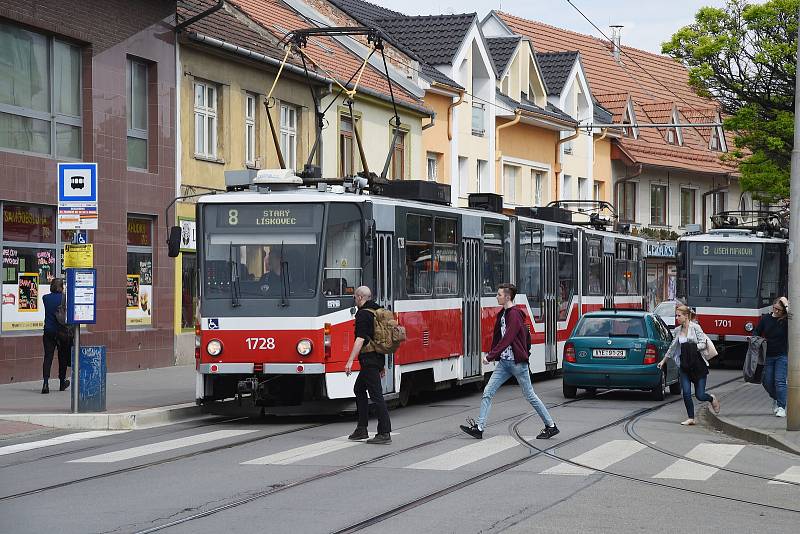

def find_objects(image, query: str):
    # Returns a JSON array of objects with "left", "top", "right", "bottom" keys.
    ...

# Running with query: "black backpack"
[{"left": 56, "top": 293, "right": 75, "bottom": 340}]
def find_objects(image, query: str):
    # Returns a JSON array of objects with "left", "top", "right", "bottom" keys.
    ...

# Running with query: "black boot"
[
  {"left": 41, "top": 381, "right": 49, "bottom": 394},
  {"left": 59, "top": 379, "right": 70, "bottom": 391}
]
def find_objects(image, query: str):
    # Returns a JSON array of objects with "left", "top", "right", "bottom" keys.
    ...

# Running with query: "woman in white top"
[{"left": 658, "top": 304, "right": 720, "bottom": 425}]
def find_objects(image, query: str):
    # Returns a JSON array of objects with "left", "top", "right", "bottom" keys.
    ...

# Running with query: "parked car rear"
[{"left": 563, "top": 310, "right": 680, "bottom": 399}]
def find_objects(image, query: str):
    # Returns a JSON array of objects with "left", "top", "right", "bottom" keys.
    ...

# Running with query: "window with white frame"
[
  {"left": 593, "top": 180, "right": 602, "bottom": 201},
  {"left": 127, "top": 58, "right": 148, "bottom": 169},
  {"left": 280, "top": 103, "right": 297, "bottom": 170},
  {"left": 503, "top": 164, "right": 518, "bottom": 205},
  {"left": 426, "top": 152, "right": 439, "bottom": 181},
  {"left": 0, "top": 22, "right": 82, "bottom": 159},
  {"left": 534, "top": 171, "right": 543, "bottom": 206},
  {"left": 245, "top": 93, "right": 256, "bottom": 165},
  {"left": 578, "top": 177, "right": 588, "bottom": 200},
  {"left": 680, "top": 188, "right": 696, "bottom": 226},
  {"left": 471, "top": 102, "right": 485, "bottom": 136},
  {"left": 193, "top": 81, "right": 217, "bottom": 158}
]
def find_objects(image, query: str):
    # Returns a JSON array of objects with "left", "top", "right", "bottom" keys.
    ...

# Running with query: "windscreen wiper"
[
  {"left": 229, "top": 242, "right": 241, "bottom": 308},
  {"left": 705, "top": 267, "right": 711, "bottom": 301},
  {"left": 279, "top": 241, "right": 289, "bottom": 307},
  {"left": 736, "top": 264, "right": 741, "bottom": 303}
]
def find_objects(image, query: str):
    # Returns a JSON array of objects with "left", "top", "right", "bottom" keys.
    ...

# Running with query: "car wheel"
[
  {"left": 669, "top": 380, "right": 681, "bottom": 395},
  {"left": 563, "top": 383, "right": 578, "bottom": 399},
  {"left": 651, "top": 373, "right": 665, "bottom": 401}
]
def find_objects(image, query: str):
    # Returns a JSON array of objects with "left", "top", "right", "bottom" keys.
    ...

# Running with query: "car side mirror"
[{"left": 167, "top": 226, "right": 182, "bottom": 258}]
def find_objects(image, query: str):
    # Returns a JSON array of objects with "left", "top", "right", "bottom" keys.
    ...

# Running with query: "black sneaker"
[
  {"left": 59, "top": 379, "right": 70, "bottom": 391},
  {"left": 41, "top": 382, "right": 49, "bottom": 394},
  {"left": 536, "top": 424, "right": 559, "bottom": 440},
  {"left": 366, "top": 433, "right": 391, "bottom": 445},
  {"left": 459, "top": 418, "right": 483, "bottom": 439},
  {"left": 348, "top": 427, "right": 368, "bottom": 441}
]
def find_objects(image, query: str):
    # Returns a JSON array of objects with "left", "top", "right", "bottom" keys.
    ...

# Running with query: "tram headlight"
[
  {"left": 207, "top": 339, "right": 223, "bottom": 356},
  {"left": 296, "top": 339, "right": 313, "bottom": 356},
  {"left": 744, "top": 322, "right": 754, "bottom": 332}
]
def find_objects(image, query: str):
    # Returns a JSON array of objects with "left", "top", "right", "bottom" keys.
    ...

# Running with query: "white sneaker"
[
  {"left": 773, "top": 400, "right": 778, "bottom": 415},
  {"left": 776, "top": 407, "right": 787, "bottom": 418}
]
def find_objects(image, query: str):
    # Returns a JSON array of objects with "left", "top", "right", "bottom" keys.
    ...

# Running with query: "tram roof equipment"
[{"left": 709, "top": 208, "right": 789, "bottom": 239}]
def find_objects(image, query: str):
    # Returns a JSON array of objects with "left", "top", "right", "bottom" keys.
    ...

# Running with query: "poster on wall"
[
  {"left": 126, "top": 274, "right": 152, "bottom": 326},
  {"left": 18, "top": 273, "right": 39, "bottom": 312}
]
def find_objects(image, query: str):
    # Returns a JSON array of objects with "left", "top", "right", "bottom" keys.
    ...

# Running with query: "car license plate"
[{"left": 592, "top": 349, "right": 626, "bottom": 358}]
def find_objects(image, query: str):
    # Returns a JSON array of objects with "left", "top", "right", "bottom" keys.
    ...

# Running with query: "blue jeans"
[
  {"left": 762, "top": 354, "right": 788, "bottom": 409},
  {"left": 477, "top": 359, "right": 554, "bottom": 430},
  {"left": 679, "top": 370, "right": 713, "bottom": 419}
]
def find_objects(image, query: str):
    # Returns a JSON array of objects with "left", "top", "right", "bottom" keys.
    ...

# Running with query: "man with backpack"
[
  {"left": 345, "top": 286, "right": 394, "bottom": 445},
  {"left": 460, "top": 283, "right": 559, "bottom": 440}
]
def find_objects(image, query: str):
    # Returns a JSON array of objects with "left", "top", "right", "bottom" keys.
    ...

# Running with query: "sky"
[{"left": 376, "top": 0, "right": 730, "bottom": 53}]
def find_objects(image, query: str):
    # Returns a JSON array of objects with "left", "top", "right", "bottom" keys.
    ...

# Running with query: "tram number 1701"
[
  {"left": 246, "top": 337, "right": 275, "bottom": 350},
  {"left": 714, "top": 319, "right": 732, "bottom": 328}
]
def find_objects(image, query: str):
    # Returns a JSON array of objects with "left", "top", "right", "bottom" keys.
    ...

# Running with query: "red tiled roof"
[
  {"left": 497, "top": 12, "right": 735, "bottom": 175},
  {"left": 230, "top": 0, "right": 424, "bottom": 110}
]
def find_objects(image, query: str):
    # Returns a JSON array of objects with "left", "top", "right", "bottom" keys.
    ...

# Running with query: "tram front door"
[
  {"left": 603, "top": 252, "right": 615, "bottom": 309},
  {"left": 542, "top": 246, "right": 559, "bottom": 368},
  {"left": 462, "top": 238, "right": 481, "bottom": 378}
]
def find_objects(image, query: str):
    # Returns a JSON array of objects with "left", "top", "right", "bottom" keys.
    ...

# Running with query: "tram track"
[
  {"left": 330, "top": 375, "right": 800, "bottom": 534},
  {"left": 0, "top": 380, "right": 566, "bottom": 501}
]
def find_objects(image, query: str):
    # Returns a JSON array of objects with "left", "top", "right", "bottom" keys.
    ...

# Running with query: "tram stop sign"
[{"left": 58, "top": 162, "right": 98, "bottom": 230}]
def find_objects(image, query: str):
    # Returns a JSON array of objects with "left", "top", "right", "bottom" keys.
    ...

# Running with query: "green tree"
[{"left": 663, "top": 0, "right": 798, "bottom": 202}]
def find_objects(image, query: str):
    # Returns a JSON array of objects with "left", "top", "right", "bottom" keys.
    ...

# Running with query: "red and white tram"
[
  {"left": 173, "top": 172, "right": 646, "bottom": 408},
  {"left": 676, "top": 210, "right": 788, "bottom": 357}
]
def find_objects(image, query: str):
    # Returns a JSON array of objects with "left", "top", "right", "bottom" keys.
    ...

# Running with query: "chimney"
[{"left": 610, "top": 25, "right": 623, "bottom": 62}]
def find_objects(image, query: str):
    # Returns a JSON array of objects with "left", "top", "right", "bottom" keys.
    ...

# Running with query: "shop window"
[
  {"left": 404, "top": 214, "right": 433, "bottom": 296},
  {"left": 434, "top": 217, "right": 458, "bottom": 296},
  {"left": 586, "top": 238, "right": 602, "bottom": 296},
  {"left": 482, "top": 223, "right": 505, "bottom": 295},
  {"left": 181, "top": 253, "right": 197, "bottom": 330},
  {"left": 127, "top": 216, "right": 153, "bottom": 328},
  {"left": 1, "top": 203, "right": 57, "bottom": 332},
  {"left": 323, "top": 204, "right": 362, "bottom": 298},
  {"left": 0, "top": 22, "right": 82, "bottom": 158}
]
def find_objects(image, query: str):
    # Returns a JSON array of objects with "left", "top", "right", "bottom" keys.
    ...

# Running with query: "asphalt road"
[{"left": 1, "top": 369, "right": 799, "bottom": 534}]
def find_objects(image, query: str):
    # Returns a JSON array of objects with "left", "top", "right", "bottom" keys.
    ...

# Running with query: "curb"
[
  {"left": 0, "top": 402, "right": 204, "bottom": 430},
  {"left": 702, "top": 408, "right": 800, "bottom": 457}
]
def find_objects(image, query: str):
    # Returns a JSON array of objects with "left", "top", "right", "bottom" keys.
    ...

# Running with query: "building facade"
[{"left": 0, "top": 1, "right": 176, "bottom": 383}]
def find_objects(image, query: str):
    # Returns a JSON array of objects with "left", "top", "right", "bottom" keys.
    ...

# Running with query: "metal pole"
[
  {"left": 71, "top": 315, "right": 80, "bottom": 413},
  {"left": 787, "top": 6, "right": 800, "bottom": 430}
]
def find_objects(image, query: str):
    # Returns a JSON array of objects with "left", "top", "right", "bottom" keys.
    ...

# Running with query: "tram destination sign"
[
  {"left": 216, "top": 205, "right": 315, "bottom": 228},
  {"left": 699, "top": 244, "right": 756, "bottom": 257}
]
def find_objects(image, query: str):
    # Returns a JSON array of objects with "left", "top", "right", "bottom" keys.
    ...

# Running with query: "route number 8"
[{"left": 228, "top": 209, "right": 239, "bottom": 226}]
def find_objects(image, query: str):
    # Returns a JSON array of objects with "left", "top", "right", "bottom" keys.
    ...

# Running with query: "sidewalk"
[
  {"left": 703, "top": 379, "right": 800, "bottom": 456},
  {"left": 0, "top": 365, "right": 204, "bottom": 431}
]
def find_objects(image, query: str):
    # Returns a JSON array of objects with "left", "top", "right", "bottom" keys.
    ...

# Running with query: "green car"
[{"left": 562, "top": 310, "right": 681, "bottom": 400}]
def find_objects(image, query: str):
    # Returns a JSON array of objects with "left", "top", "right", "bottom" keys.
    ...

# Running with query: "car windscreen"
[{"left": 574, "top": 316, "right": 646, "bottom": 337}]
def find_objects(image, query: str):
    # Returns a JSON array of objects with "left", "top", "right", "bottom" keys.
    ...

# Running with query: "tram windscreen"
[
  {"left": 202, "top": 204, "right": 323, "bottom": 300},
  {"left": 688, "top": 242, "right": 761, "bottom": 300}
]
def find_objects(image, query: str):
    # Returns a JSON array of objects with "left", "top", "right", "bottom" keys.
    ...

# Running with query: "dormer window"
[
  {"left": 710, "top": 120, "right": 726, "bottom": 152},
  {"left": 622, "top": 97, "right": 638, "bottom": 139},
  {"left": 665, "top": 108, "right": 683, "bottom": 146}
]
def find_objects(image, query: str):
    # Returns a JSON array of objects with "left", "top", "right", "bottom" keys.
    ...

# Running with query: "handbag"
[{"left": 702, "top": 337, "right": 718, "bottom": 360}]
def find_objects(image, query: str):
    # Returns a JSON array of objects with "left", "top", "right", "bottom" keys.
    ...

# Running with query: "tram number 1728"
[{"left": 246, "top": 337, "right": 276, "bottom": 350}]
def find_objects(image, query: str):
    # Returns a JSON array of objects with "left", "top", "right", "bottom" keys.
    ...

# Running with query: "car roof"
[{"left": 581, "top": 310, "right": 652, "bottom": 319}]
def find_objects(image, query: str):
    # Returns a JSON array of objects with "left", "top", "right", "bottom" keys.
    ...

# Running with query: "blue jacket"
[{"left": 42, "top": 292, "right": 62, "bottom": 335}]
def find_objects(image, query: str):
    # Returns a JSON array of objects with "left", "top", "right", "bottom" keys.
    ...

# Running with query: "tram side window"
[
  {"left": 558, "top": 231, "right": 574, "bottom": 320},
  {"left": 615, "top": 242, "right": 629, "bottom": 295},
  {"left": 434, "top": 217, "right": 459, "bottom": 296},
  {"left": 405, "top": 214, "right": 433, "bottom": 296},
  {"left": 586, "top": 238, "right": 602, "bottom": 296},
  {"left": 483, "top": 222, "right": 505, "bottom": 295},
  {"left": 760, "top": 244, "right": 781, "bottom": 305},
  {"left": 323, "top": 204, "right": 362, "bottom": 297},
  {"left": 519, "top": 223, "right": 542, "bottom": 319}
]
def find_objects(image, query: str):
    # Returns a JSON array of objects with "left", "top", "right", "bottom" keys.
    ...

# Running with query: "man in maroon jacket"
[{"left": 460, "top": 283, "right": 559, "bottom": 440}]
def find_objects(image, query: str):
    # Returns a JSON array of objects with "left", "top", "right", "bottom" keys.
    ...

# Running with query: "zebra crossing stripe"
[
  {"left": 541, "top": 439, "right": 647, "bottom": 475},
  {"left": 241, "top": 433, "right": 398, "bottom": 465},
  {"left": 653, "top": 443, "right": 744, "bottom": 481},
  {"left": 770, "top": 466, "right": 800, "bottom": 485},
  {"left": 406, "top": 436, "right": 521, "bottom": 471},
  {"left": 0, "top": 431, "right": 127, "bottom": 456},
  {"left": 69, "top": 430, "right": 257, "bottom": 463}
]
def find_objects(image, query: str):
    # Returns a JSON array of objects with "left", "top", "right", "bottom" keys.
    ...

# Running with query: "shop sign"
[
  {"left": 2, "top": 204, "right": 55, "bottom": 243},
  {"left": 178, "top": 218, "right": 196, "bottom": 252},
  {"left": 127, "top": 218, "right": 153, "bottom": 247},
  {"left": 646, "top": 241, "right": 677, "bottom": 258},
  {"left": 64, "top": 244, "right": 94, "bottom": 268}
]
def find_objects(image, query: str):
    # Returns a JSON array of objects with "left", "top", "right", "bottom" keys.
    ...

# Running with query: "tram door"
[
  {"left": 603, "top": 252, "right": 615, "bottom": 309},
  {"left": 462, "top": 239, "right": 481, "bottom": 378},
  {"left": 375, "top": 232, "right": 395, "bottom": 394},
  {"left": 542, "top": 246, "right": 559, "bottom": 367}
]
